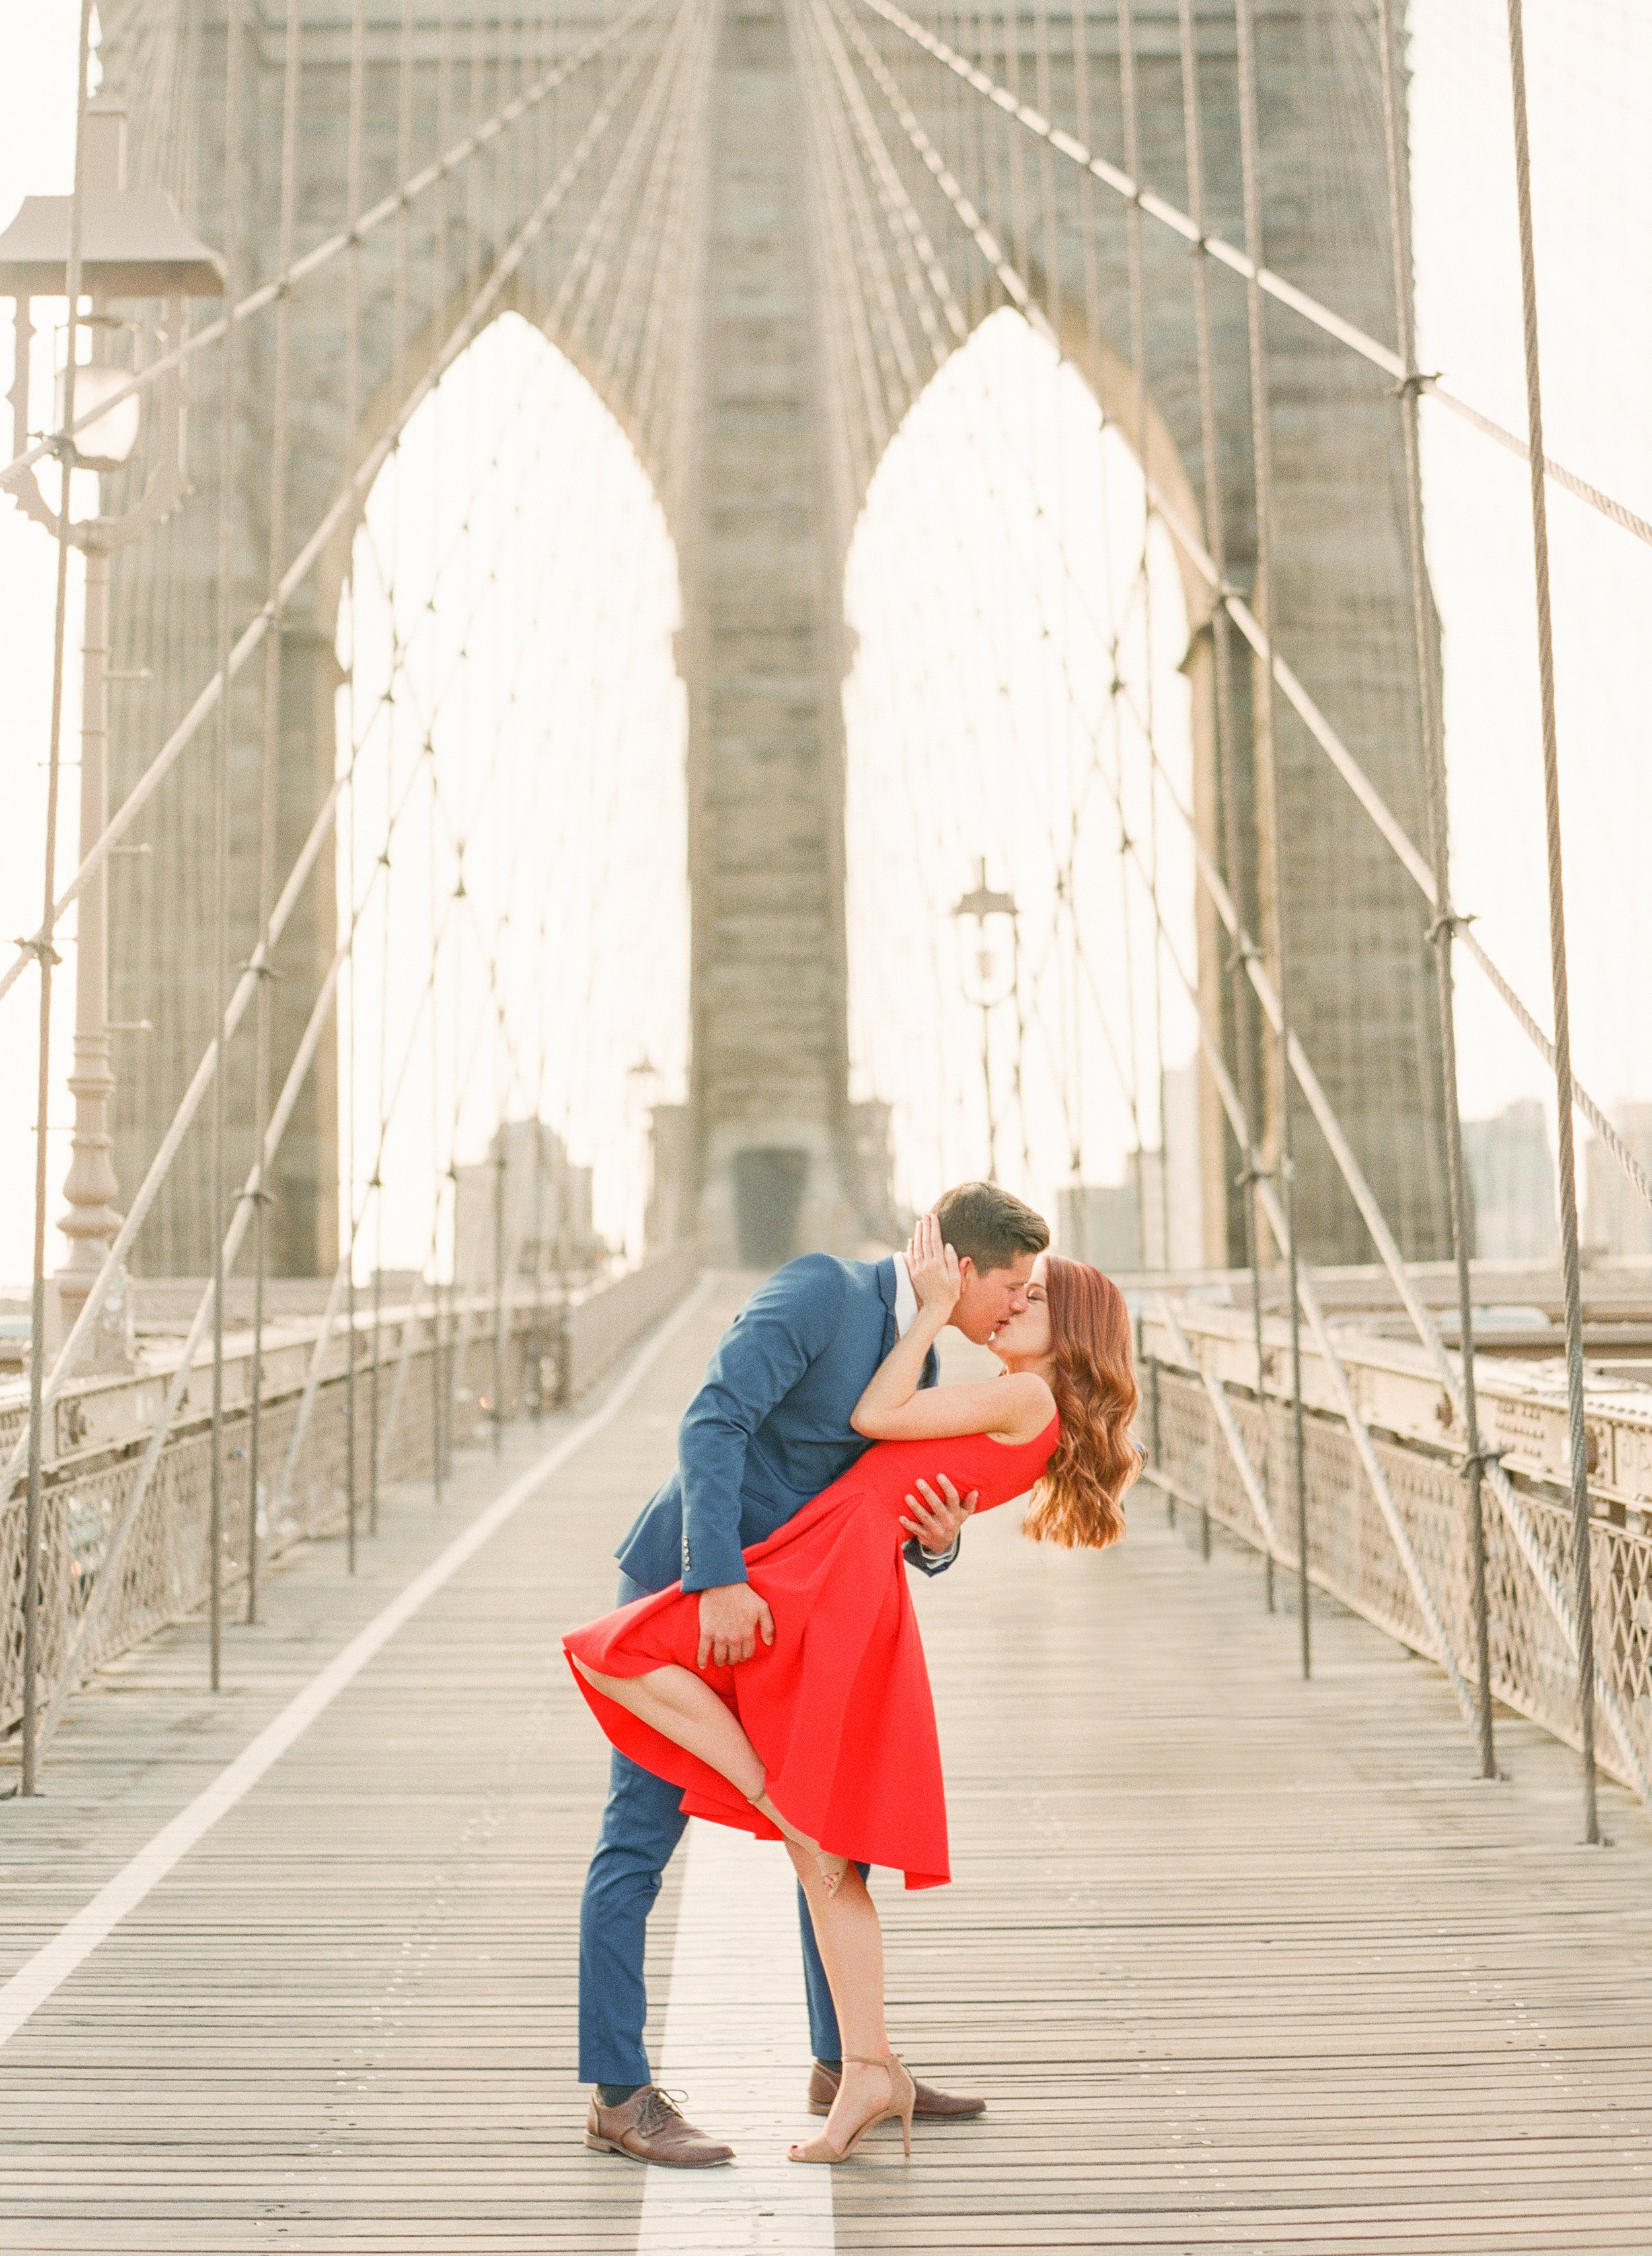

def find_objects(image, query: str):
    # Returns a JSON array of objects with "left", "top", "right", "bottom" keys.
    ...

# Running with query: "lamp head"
[
  {"left": 54, "top": 361, "right": 140, "bottom": 470},
  {"left": 0, "top": 101, "right": 225, "bottom": 301}
]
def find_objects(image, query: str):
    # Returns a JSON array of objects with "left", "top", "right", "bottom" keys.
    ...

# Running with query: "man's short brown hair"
[{"left": 932, "top": 1181, "right": 1050, "bottom": 1275}]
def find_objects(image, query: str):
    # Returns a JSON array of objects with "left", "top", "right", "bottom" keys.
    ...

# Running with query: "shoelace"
[{"left": 635, "top": 2085, "right": 689, "bottom": 2135}]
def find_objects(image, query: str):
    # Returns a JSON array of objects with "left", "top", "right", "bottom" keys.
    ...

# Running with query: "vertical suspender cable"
[
  {"left": 1116, "top": 0, "right": 1172, "bottom": 1278},
  {"left": 1375, "top": 0, "right": 1495, "bottom": 1778},
  {"left": 531, "top": 978, "right": 547, "bottom": 1421},
  {"left": 20, "top": 0, "right": 97, "bottom": 1795},
  {"left": 369, "top": 0, "right": 418, "bottom": 1538},
  {"left": 444, "top": 851, "right": 465, "bottom": 1466},
  {"left": 208, "top": 0, "right": 247, "bottom": 1693},
  {"left": 493, "top": 1031, "right": 507, "bottom": 1453},
  {"left": 1231, "top": 0, "right": 1309, "bottom": 1673},
  {"left": 1065, "top": 0, "right": 1109, "bottom": 1261},
  {"left": 247, "top": 0, "right": 305, "bottom": 1628},
  {"left": 432, "top": 0, "right": 455, "bottom": 1506},
  {"left": 430, "top": 722, "right": 445, "bottom": 1495},
  {"left": 1503, "top": 0, "right": 1596, "bottom": 1844},
  {"left": 343, "top": 0, "right": 367, "bottom": 1575},
  {"left": 1176, "top": 0, "right": 1271, "bottom": 1574},
  {"left": 485, "top": 149, "right": 506, "bottom": 1449}
]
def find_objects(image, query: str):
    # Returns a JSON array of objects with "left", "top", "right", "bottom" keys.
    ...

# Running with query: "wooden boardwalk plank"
[{"left": 3, "top": 1279, "right": 1651, "bottom": 2250}]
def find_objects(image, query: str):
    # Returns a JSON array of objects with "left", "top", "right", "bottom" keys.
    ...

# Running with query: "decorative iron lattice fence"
[
  {"left": 1141, "top": 1343, "right": 1652, "bottom": 1807},
  {"left": 0, "top": 1244, "right": 697, "bottom": 1740}
]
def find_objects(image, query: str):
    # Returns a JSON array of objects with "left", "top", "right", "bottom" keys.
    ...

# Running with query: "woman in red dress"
[{"left": 564, "top": 1215, "right": 1140, "bottom": 2162}]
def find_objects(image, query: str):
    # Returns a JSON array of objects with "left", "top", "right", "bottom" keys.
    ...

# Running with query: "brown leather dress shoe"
[
  {"left": 808, "top": 2059, "right": 985, "bottom": 2121},
  {"left": 585, "top": 2085, "right": 735, "bottom": 2166}
]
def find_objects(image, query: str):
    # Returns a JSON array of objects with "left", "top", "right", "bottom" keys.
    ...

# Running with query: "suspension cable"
[
  {"left": 1374, "top": 0, "right": 1495, "bottom": 1779},
  {"left": 0, "top": 0, "right": 663, "bottom": 491},
  {"left": 846, "top": 0, "right": 1652, "bottom": 554},
  {"left": 1230, "top": 0, "right": 1309, "bottom": 1669},
  {"left": 206, "top": 0, "right": 246, "bottom": 1690},
  {"left": 3, "top": 34, "right": 671, "bottom": 1491},
  {"left": 19, "top": 0, "right": 98, "bottom": 1799},
  {"left": 244, "top": 0, "right": 305, "bottom": 1630},
  {"left": 1175, "top": 0, "right": 1271, "bottom": 1548},
  {"left": 0, "top": 17, "right": 672, "bottom": 1015},
  {"left": 1503, "top": 0, "right": 1598, "bottom": 1846}
]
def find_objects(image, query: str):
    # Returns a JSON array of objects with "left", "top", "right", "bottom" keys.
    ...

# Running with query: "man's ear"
[{"left": 955, "top": 1254, "right": 977, "bottom": 1292}]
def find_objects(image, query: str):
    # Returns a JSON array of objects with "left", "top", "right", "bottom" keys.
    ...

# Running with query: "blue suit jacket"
[{"left": 615, "top": 1253, "right": 948, "bottom": 1596}]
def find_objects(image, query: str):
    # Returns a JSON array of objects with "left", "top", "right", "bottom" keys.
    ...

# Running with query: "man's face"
[{"left": 950, "top": 1250, "right": 1037, "bottom": 1346}]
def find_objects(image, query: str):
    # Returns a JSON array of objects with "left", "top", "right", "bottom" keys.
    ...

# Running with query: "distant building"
[
  {"left": 1141, "top": 1059, "right": 1204, "bottom": 1271},
  {"left": 1585, "top": 1104, "right": 1652, "bottom": 1258},
  {"left": 452, "top": 1120, "right": 600, "bottom": 1286},
  {"left": 645, "top": 1104, "right": 695, "bottom": 1252},
  {"left": 845, "top": 1100, "right": 902, "bottom": 1246},
  {"left": 1057, "top": 1180, "right": 1141, "bottom": 1271},
  {"left": 1462, "top": 1099, "right": 1556, "bottom": 1260},
  {"left": 1056, "top": 1063, "right": 1205, "bottom": 1276}
]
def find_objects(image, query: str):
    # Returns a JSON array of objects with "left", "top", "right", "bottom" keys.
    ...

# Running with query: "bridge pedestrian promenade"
[{"left": 3, "top": 1279, "right": 1651, "bottom": 2252}]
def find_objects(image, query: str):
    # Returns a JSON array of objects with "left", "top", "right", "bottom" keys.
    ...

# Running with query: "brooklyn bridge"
[{"left": 2, "top": 1, "right": 1651, "bottom": 2245}]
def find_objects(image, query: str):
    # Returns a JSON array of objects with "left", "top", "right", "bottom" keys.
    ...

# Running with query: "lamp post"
[
  {"left": 628, "top": 1053, "right": 663, "bottom": 1261},
  {"left": 0, "top": 100, "right": 224, "bottom": 1370},
  {"left": 951, "top": 858, "right": 1019, "bottom": 1181}
]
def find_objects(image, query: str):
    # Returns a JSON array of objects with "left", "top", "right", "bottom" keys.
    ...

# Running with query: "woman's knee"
[{"left": 576, "top": 1657, "right": 636, "bottom": 1703}]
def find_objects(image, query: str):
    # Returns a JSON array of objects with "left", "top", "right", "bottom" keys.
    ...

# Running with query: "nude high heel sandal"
[
  {"left": 745, "top": 1781, "right": 850, "bottom": 1897},
  {"left": 788, "top": 2052, "right": 916, "bottom": 2164}
]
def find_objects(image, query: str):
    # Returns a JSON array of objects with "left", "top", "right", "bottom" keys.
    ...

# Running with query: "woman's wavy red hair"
[{"left": 1023, "top": 1256, "right": 1139, "bottom": 1550}]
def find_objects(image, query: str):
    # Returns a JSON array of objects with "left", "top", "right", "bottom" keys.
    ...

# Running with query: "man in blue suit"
[{"left": 580, "top": 1182, "right": 1051, "bottom": 2165}]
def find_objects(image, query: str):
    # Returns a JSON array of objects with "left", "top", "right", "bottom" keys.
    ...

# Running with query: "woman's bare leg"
[
  {"left": 785, "top": 1842, "right": 900, "bottom": 2156},
  {"left": 572, "top": 1656, "right": 845, "bottom": 1890},
  {"left": 574, "top": 1655, "right": 767, "bottom": 1797}
]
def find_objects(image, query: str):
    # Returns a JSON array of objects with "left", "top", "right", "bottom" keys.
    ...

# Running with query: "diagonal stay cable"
[
  {"left": 1145, "top": 489, "right": 1652, "bottom": 1226},
  {"left": 1051, "top": 603, "right": 1484, "bottom": 1731},
  {"left": 0, "top": 22, "right": 667, "bottom": 1020},
  {"left": 269, "top": 819, "right": 505, "bottom": 1530},
  {"left": 1079, "top": 749, "right": 1576, "bottom": 1753},
  {"left": 1150, "top": 732, "right": 1651, "bottom": 1802},
  {"left": 0, "top": 0, "right": 661, "bottom": 492},
  {"left": 0, "top": 718, "right": 432, "bottom": 1515},
  {"left": 837, "top": 19, "right": 1652, "bottom": 1233},
  {"left": 1, "top": 42, "right": 666, "bottom": 1491},
  {"left": 35, "top": 813, "right": 470, "bottom": 1756},
  {"left": 851, "top": 46, "right": 1649, "bottom": 1797},
  {"left": 314, "top": 400, "right": 595, "bottom": 1509},
  {"left": 13, "top": 297, "right": 585, "bottom": 1493},
  {"left": 849, "top": 0, "right": 1652, "bottom": 554}
]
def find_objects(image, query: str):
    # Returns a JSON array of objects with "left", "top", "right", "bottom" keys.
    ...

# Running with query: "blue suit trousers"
[{"left": 576, "top": 1573, "right": 852, "bottom": 2084}]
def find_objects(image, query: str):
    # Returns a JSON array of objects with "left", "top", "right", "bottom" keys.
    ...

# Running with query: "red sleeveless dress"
[{"left": 564, "top": 1415, "right": 1059, "bottom": 1889}]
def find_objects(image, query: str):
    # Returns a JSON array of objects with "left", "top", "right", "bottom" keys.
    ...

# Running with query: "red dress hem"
[{"left": 564, "top": 1415, "right": 1059, "bottom": 1891}]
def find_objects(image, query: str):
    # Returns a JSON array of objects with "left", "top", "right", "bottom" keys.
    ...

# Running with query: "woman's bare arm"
[
  {"left": 854, "top": 1367, "right": 1053, "bottom": 1444},
  {"left": 851, "top": 1214, "right": 1053, "bottom": 1444}
]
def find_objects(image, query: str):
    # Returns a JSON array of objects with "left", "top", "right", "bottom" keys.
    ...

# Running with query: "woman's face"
[{"left": 989, "top": 1251, "right": 1052, "bottom": 1366}]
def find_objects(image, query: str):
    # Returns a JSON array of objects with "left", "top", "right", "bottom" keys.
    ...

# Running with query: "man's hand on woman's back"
[{"left": 899, "top": 1474, "right": 978, "bottom": 1554}]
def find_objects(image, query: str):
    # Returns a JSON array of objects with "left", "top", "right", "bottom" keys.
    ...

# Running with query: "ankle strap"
[{"left": 843, "top": 2051, "right": 901, "bottom": 2066}]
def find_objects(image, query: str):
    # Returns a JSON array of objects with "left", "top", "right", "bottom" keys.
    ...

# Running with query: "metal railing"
[
  {"left": 1139, "top": 1300, "right": 1652, "bottom": 1809},
  {"left": 0, "top": 1244, "right": 697, "bottom": 1743}
]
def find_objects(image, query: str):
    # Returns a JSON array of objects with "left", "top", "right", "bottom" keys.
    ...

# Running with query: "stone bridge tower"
[{"left": 96, "top": 0, "right": 1448, "bottom": 1273}]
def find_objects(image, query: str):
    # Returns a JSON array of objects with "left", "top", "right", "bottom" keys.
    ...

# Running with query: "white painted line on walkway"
[
  {"left": 0, "top": 1277, "right": 718, "bottom": 2052},
  {"left": 638, "top": 1819, "right": 835, "bottom": 2255}
]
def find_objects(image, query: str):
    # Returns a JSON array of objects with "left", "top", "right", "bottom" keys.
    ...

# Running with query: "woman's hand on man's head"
[{"left": 906, "top": 1211, "right": 962, "bottom": 1318}]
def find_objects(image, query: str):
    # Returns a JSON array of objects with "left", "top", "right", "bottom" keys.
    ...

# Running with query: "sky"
[
  {"left": 1408, "top": 0, "right": 1652, "bottom": 1137},
  {"left": 337, "top": 313, "right": 689, "bottom": 1272},
  {"left": 842, "top": 307, "right": 1201, "bottom": 1250},
  {"left": 1, "top": 1, "right": 1649, "bottom": 1283}
]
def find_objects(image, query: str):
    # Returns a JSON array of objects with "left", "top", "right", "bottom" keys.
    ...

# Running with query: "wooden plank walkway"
[{"left": 3, "top": 1276, "right": 1651, "bottom": 2251}]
